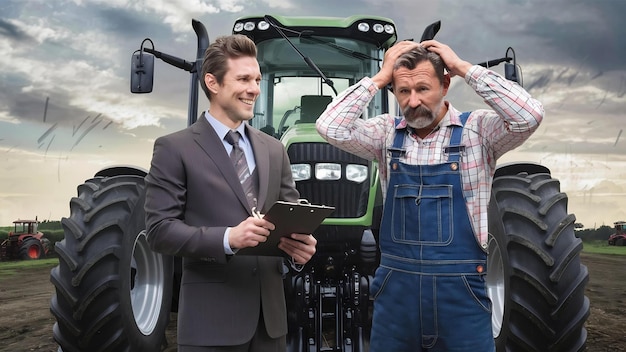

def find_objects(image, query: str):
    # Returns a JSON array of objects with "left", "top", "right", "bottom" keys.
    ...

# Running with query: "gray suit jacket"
[{"left": 144, "top": 115, "right": 299, "bottom": 346}]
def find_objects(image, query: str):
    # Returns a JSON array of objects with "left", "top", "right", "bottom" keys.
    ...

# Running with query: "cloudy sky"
[{"left": 1, "top": 0, "right": 624, "bottom": 229}]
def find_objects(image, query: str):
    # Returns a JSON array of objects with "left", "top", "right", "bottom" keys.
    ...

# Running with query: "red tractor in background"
[
  {"left": 608, "top": 221, "right": 626, "bottom": 246},
  {"left": 0, "top": 218, "right": 51, "bottom": 260}
]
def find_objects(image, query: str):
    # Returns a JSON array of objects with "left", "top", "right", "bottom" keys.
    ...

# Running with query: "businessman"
[{"left": 144, "top": 34, "right": 317, "bottom": 351}]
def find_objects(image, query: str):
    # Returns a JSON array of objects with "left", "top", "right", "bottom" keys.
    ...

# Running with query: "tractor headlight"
[
  {"left": 291, "top": 164, "right": 311, "bottom": 181},
  {"left": 315, "top": 163, "right": 341, "bottom": 180},
  {"left": 373, "top": 23, "right": 384, "bottom": 33},
  {"left": 346, "top": 164, "right": 368, "bottom": 183},
  {"left": 244, "top": 21, "right": 255, "bottom": 31},
  {"left": 258, "top": 21, "right": 270, "bottom": 30},
  {"left": 357, "top": 22, "right": 370, "bottom": 32},
  {"left": 233, "top": 22, "right": 244, "bottom": 32},
  {"left": 384, "top": 24, "right": 395, "bottom": 34}
]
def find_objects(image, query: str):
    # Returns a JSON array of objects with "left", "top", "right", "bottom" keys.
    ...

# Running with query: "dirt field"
[{"left": 0, "top": 252, "right": 624, "bottom": 352}]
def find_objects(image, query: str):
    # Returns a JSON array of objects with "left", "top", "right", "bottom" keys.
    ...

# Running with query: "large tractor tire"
[
  {"left": 19, "top": 237, "right": 44, "bottom": 259},
  {"left": 488, "top": 170, "right": 589, "bottom": 351},
  {"left": 50, "top": 175, "right": 173, "bottom": 352}
]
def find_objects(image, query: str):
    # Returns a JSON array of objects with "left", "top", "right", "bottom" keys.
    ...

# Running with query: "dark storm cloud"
[
  {"left": 0, "top": 72, "right": 90, "bottom": 126},
  {"left": 0, "top": 17, "right": 33, "bottom": 42},
  {"left": 0, "top": 76, "right": 120, "bottom": 153},
  {"left": 1, "top": 87, "right": 50, "bottom": 123},
  {"left": 525, "top": 71, "right": 553, "bottom": 92},
  {"left": 91, "top": 5, "right": 182, "bottom": 43},
  {"left": 523, "top": 0, "right": 626, "bottom": 71},
  {"left": 94, "top": 7, "right": 156, "bottom": 35}
]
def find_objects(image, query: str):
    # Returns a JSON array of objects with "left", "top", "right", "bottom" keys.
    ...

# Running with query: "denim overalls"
[{"left": 369, "top": 113, "right": 495, "bottom": 351}]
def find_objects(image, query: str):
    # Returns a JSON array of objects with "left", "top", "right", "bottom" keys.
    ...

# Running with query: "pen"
[{"left": 251, "top": 207, "right": 263, "bottom": 219}]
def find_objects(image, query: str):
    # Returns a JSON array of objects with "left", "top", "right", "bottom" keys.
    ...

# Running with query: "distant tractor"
[
  {"left": 608, "top": 221, "right": 626, "bottom": 246},
  {"left": 0, "top": 219, "right": 50, "bottom": 260}
]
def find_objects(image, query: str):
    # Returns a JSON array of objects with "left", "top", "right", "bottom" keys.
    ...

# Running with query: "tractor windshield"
[
  {"left": 251, "top": 36, "right": 386, "bottom": 138},
  {"left": 13, "top": 221, "right": 36, "bottom": 234}
]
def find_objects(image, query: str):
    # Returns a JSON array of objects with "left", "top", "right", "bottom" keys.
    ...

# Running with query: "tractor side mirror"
[
  {"left": 504, "top": 62, "right": 521, "bottom": 86},
  {"left": 130, "top": 39, "right": 155, "bottom": 94},
  {"left": 504, "top": 47, "right": 522, "bottom": 86}
]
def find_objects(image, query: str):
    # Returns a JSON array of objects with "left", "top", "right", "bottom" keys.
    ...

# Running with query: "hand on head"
[
  {"left": 373, "top": 39, "right": 473, "bottom": 88},
  {"left": 372, "top": 40, "right": 421, "bottom": 89},
  {"left": 420, "top": 40, "right": 472, "bottom": 78}
]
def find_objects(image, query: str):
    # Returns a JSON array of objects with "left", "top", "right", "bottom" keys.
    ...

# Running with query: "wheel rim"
[
  {"left": 130, "top": 230, "right": 166, "bottom": 335},
  {"left": 487, "top": 234, "right": 505, "bottom": 338},
  {"left": 28, "top": 244, "right": 40, "bottom": 259}
]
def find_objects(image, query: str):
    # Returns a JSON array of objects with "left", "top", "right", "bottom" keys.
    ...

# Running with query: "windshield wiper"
[
  {"left": 263, "top": 15, "right": 338, "bottom": 95},
  {"left": 263, "top": 17, "right": 380, "bottom": 62}
]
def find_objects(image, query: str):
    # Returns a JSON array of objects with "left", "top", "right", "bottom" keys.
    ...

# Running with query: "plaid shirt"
[{"left": 316, "top": 65, "right": 544, "bottom": 251}]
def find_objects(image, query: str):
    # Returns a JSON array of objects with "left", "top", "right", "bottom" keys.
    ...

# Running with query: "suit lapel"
[
  {"left": 246, "top": 126, "right": 270, "bottom": 210},
  {"left": 192, "top": 117, "right": 251, "bottom": 212}
]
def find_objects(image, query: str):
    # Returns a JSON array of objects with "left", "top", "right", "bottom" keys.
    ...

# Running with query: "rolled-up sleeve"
[{"left": 316, "top": 77, "right": 391, "bottom": 162}]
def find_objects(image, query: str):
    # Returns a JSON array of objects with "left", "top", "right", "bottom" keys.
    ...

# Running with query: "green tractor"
[{"left": 49, "top": 14, "right": 589, "bottom": 352}]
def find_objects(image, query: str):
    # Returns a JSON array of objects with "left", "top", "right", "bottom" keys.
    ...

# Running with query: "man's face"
[
  {"left": 392, "top": 60, "right": 449, "bottom": 130},
  {"left": 206, "top": 56, "right": 261, "bottom": 128}
]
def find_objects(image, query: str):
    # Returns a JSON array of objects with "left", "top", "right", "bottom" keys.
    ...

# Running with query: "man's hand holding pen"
[{"left": 228, "top": 210, "right": 275, "bottom": 250}]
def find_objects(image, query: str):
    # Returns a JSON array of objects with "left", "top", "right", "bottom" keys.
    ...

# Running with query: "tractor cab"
[
  {"left": 236, "top": 15, "right": 397, "bottom": 139},
  {"left": 11, "top": 219, "right": 39, "bottom": 237},
  {"left": 608, "top": 221, "right": 626, "bottom": 246},
  {"left": 235, "top": 14, "right": 396, "bottom": 249}
]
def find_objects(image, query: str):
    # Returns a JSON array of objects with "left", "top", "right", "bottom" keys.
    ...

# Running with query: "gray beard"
[
  {"left": 403, "top": 105, "right": 435, "bottom": 129},
  {"left": 406, "top": 116, "right": 435, "bottom": 129}
]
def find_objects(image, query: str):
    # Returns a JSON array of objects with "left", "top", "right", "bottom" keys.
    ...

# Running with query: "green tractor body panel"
[{"left": 280, "top": 123, "right": 380, "bottom": 227}]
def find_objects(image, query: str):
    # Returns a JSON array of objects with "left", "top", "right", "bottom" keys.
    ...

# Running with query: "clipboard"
[{"left": 237, "top": 200, "right": 334, "bottom": 256}]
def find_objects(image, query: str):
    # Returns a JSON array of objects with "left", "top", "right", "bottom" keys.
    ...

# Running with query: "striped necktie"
[{"left": 224, "top": 130, "right": 256, "bottom": 208}]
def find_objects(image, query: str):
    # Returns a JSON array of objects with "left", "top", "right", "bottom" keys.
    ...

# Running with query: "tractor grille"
[{"left": 287, "top": 142, "right": 370, "bottom": 218}]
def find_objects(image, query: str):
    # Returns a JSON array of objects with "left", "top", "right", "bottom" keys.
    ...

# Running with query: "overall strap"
[
  {"left": 388, "top": 117, "right": 406, "bottom": 160},
  {"left": 445, "top": 112, "right": 470, "bottom": 163},
  {"left": 390, "top": 112, "right": 470, "bottom": 162}
]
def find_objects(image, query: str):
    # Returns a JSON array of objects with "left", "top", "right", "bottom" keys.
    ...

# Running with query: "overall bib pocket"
[{"left": 391, "top": 184, "right": 454, "bottom": 245}]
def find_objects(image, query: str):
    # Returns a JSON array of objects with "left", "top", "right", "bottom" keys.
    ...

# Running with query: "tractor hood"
[{"left": 280, "top": 122, "right": 326, "bottom": 149}]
